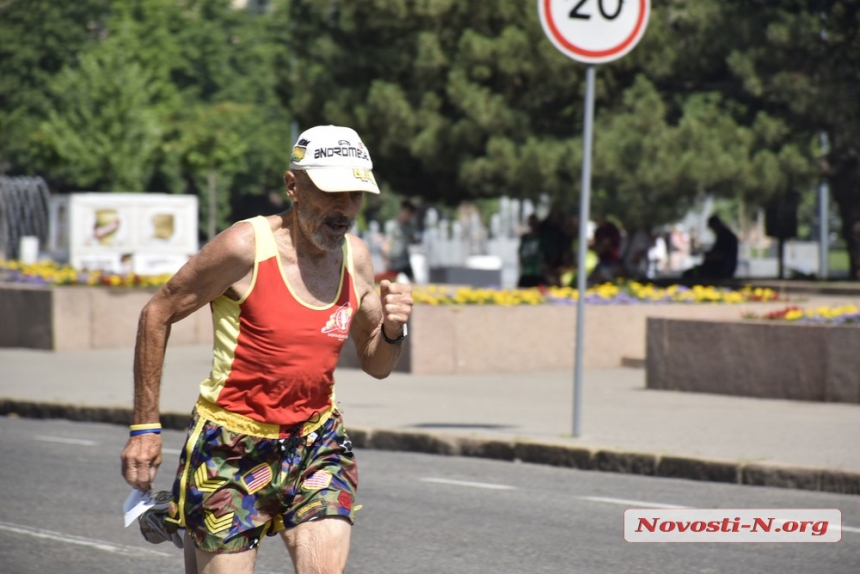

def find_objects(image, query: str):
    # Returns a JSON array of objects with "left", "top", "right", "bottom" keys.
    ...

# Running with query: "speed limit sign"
[{"left": 538, "top": 0, "right": 650, "bottom": 64}]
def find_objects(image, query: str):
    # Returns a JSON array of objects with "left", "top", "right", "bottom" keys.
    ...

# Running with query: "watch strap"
[{"left": 381, "top": 323, "right": 408, "bottom": 344}]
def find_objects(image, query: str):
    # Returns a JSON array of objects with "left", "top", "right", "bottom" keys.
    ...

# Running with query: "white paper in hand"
[{"left": 123, "top": 489, "right": 157, "bottom": 528}]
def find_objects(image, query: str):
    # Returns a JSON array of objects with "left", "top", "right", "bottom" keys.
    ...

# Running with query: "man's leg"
[
  {"left": 281, "top": 517, "right": 352, "bottom": 574},
  {"left": 193, "top": 547, "right": 258, "bottom": 574},
  {"left": 183, "top": 531, "right": 198, "bottom": 574}
]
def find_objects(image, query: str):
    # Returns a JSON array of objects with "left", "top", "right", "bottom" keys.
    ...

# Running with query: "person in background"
[
  {"left": 537, "top": 205, "right": 570, "bottom": 286},
  {"left": 700, "top": 214, "right": 739, "bottom": 279},
  {"left": 385, "top": 200, "right": 418, "bottom": 282},
  {"left": 668, "top": 225, "right": 690, "bottom": 273},
  {"left": 682, "top": 214, "right": 739, "bottom": 280},
  {"left": 619, "top": 228, "right": 652, "bottom": 280},
  {"left": 588, "top": 215, "right": 623, "bottom": 284},
  {"left": 647, "top": 232, "right": 669, "bottom": 279},
  {"left": 517, "top": 214, "right": 545, "bottom": 287}
]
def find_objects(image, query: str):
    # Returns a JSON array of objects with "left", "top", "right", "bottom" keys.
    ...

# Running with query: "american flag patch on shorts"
[
  {"left": 242, "top": 463, "right": 273, "bottom": 494},
  {"left": 302, "top": 470, "right": 332, "bottom": 490}
]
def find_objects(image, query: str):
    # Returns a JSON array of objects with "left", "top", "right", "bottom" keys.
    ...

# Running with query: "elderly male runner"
[{"left": 121, "top": 125, "right": 413, "bottom": 574}]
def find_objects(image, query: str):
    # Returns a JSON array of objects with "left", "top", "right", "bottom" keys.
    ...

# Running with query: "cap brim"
[{"left": 303, "top": 168, "right": 380, "bottom": 194}]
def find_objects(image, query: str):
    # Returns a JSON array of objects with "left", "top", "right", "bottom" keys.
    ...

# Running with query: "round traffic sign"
[{"left": 538, "top": 0, "right": 650, "bottom": 64}]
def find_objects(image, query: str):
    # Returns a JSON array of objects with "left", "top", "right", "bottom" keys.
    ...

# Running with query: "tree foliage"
[
  {"left": 285, "top": 0, "right": 817, "bottom": 231},
  {"left": 2, "top": 0, "right": 860, "bottom": 275},
  {"left": 31, "top": 24, "right": 165, "bottom": 191},
  {"left": 0, "top": 0, "right": 110, "bottom": 171},
  {"left": 2, "top": 0, "right": 288, "bottom": 236},
  {"left": 701, "top": 0, "right": 860, "bottom": 276}
]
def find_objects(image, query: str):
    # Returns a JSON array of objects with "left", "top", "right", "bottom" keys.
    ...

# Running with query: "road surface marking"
[
  {"left": 34, "top": 435, "right": 98, "bottom": 446},
  {"left": 162, "top": 448, "right": 183, "bottom": 455},
  {"left": 0, "top": 521, "right": 171, "bottom": 557},
  {"left": 421, "top": 477, "right": 516, "bottom": 490},
  {"left": 579, "top": 496, "right": 686, "bottom": 509}
]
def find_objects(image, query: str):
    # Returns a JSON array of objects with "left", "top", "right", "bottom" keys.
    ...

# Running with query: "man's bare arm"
[
  {"left": 348, "top": 235, "right": 413, "bottom": 379},
  {"left": 121, "top": 222, "right": 255, "bottom": 491}
]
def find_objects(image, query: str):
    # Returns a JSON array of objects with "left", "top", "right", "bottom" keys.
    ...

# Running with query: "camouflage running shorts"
[{"left": 165, "top": 399, "right": 358, "bottom": 554}]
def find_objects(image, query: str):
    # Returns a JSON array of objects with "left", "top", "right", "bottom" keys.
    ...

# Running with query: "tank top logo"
[{"left": 321, "top": 302, "right": 353, "bottom": 340}]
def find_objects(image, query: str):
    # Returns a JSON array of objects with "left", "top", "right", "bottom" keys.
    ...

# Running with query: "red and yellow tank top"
[{"left": 196, "top": 216, "right": 359, "bottom": 436}]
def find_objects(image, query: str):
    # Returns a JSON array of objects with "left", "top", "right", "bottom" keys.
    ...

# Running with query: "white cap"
[{"left": 289, "top": 125, "right": 380, "bottom": 194}]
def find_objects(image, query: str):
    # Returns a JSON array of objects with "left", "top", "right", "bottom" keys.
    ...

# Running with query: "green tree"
[
  {"left": 11, "top": 0, "right": 857, "bottom": 273},
  {"left": 31, "top": 25, "right": 165, "bottom": 191},
  {"left": 707, "top": 0, "right": 860, "bottom": 277},
  {"left": 591, "top": 75, "right": 813, "bottom": 232},
  {"left": 11, "top": 0, "right": 187, "bottom": 191},
  {"left": 159, "top": 0, "right": 290, "bottom": 228},
  {"left": 167, "top": 102, "right": 254, "bottom": 239},
  {"left": 0, "top": 0, "right": 110, "bottom": 173},
  {"left": 283, "top": 0, "right": 586, "bottom": 203},
  {"left": 283, "top": 0, "right": 810, "bottom": 238},
  {"left": 15, "top": 0, "right": 290, "bottom": 233}
]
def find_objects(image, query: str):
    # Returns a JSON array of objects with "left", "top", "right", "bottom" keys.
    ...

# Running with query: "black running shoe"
[{"left": 138, "top": 491, "right": 183, "bottom": 549}]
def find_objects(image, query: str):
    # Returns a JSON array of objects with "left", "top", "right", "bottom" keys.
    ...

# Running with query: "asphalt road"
[{"left": 1, "top": 417, "right": 858, "bottom": 574}]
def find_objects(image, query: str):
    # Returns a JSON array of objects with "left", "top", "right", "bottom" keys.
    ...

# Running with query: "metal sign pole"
[
  {"left": 538, "top": 0, "right": 649, "bottom": 439},
  {"left": 818, "top": 131, "right": 830, "bottom": 280},
  {"left": 573, "top": 64, "right": 596, "bottom": 438}
]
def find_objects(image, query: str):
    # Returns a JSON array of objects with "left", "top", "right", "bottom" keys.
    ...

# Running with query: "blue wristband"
[{"left": 129, "top": 428, "right": 162, "bottom": 437}]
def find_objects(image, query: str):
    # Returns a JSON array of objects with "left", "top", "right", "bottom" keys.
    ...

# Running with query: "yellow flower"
[{"left": 0, "top": 260, "right": 785, "bottom": 307}]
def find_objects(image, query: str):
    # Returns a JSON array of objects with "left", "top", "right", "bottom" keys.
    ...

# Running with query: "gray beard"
[
  {"left": 297, "top": 206, "right": 350, "bottom": 252},
  {"left": 310, "top": 228, "right": 343, "bottom": 251}
]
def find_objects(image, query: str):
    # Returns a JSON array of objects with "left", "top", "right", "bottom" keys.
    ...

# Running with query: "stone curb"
[{"left": 2, "top": 399, "right": 858, "bottom": 496}]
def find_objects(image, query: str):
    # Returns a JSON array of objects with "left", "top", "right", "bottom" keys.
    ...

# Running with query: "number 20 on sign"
[{"left": 538, "top": 0, "right": 650, "bottom": 65}]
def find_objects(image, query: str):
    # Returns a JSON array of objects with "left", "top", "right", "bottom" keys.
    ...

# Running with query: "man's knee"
[
  {"left": 194, "top": 547, "right": 257, "bottom": 574},
  {"left": 282, "top": 517, "right": 352, "bottom": 574}
]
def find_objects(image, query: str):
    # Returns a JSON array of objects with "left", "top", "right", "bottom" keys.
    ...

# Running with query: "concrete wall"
[
  {"left": 339, "top": 301, "right": 790, "bottom": 374},
  {"left": 0, "top": 285, "right": 54, "bottom": 349},
  {"left": 10, "top": 283, "right": 839, "bottom": 377},
  {"left": 0, "top": 284, "right": 212, "bottom": 351},
  {"left": 646, "top": 318, "right": 860, "bottom": 403}
]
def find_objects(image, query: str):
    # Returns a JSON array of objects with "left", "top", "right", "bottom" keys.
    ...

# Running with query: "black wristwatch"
[{"left": 381, "top": 323, "right": 408, "bottom": 344}]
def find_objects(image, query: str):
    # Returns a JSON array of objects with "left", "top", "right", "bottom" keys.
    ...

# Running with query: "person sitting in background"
[
  {"left": 537, "top": 206, "right": 569, "bottom": 286},
  {"left": 647, "top": 232, "right": 669, "bottom": 279},
  {"left": 683, "top": 215, "right": 738, "bottom": 280},
  {"left": 517, "top": 214, "right": 546, "bottom": 287},
  {"left": 619, "top": 228, "right": 652, "bottom": 280},
  {"left": 588, "top": 215, "right": 623, "bottom": 284}
]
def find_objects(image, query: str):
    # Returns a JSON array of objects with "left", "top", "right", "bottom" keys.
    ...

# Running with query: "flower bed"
[
  {"left": 746, "top": 304, "right": 860, "bottom": 326},
  {"left": 0, "top": 260, "right": 171, "bottom": 288},
  {"left": 412, "top": 282, "right": 780, "bottom": 306},
  {"left": 3, "top": 259, "right": 790, "bottom": 372},
  {"left": 1, "top": 260, "right": 781, "bottom": 305}
]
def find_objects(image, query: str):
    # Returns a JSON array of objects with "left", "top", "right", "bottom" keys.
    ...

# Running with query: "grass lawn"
[{"left": 829, "top": 249, "right": 850, "bottom": 273}]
